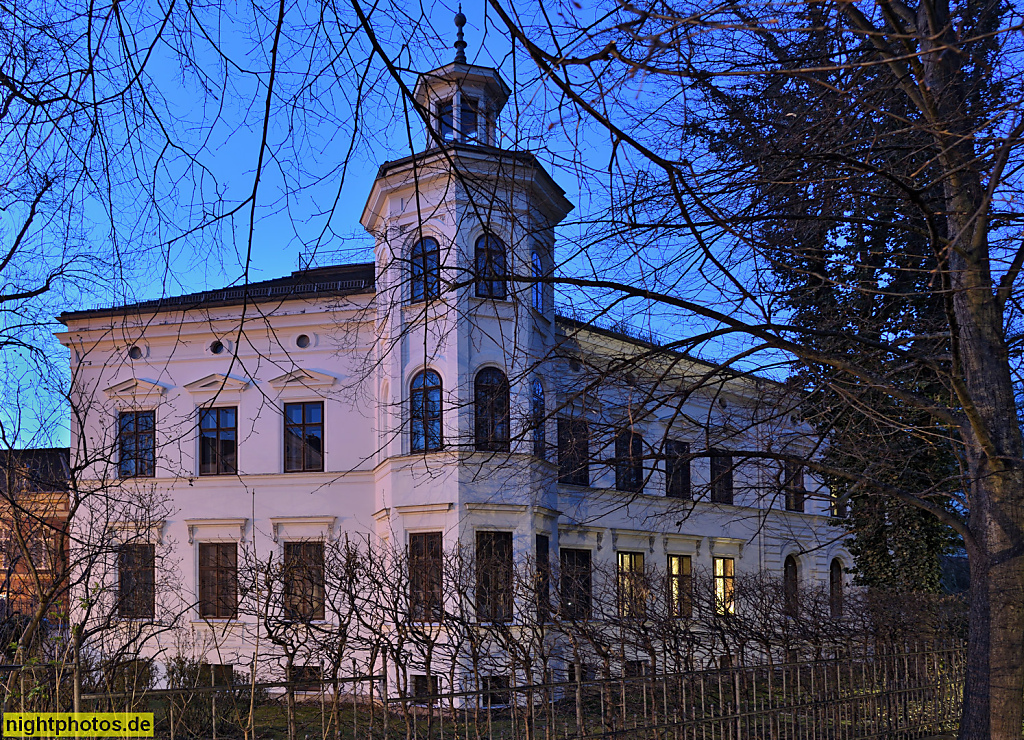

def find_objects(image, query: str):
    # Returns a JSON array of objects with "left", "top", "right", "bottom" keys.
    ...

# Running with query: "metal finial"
[{"left": 454, "top": 5, "right": 467, "bottom": 64}]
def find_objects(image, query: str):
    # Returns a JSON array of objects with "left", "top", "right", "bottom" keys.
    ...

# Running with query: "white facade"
[{"left": 56, "top": 58, "right": 848, "bottom": 679}]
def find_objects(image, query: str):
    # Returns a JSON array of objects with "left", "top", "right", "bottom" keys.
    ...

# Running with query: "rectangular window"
[
  {"left": 482, "top": 675, "right": 510, "bottom": 707},
  {"left": 209, "top": 664, "right": 234, "bottom": 686},
  {"left": 290, "top": 664, "right": 322, "bottom": 691},
  {"left": 437, "top": 99, "right": 454, "bottom": 141},
  {"left": 413, "top": 674, "right": 441, "bottom": 700},
  {"left": 667, "top": 554, "right": 692, "bottom": 618},
  {"left": 713, "top": 557, "right": 735, "bottom": 615},
  {"left": 616, "top": 551, "right": 646, "bottom": 618},
  {"left": 784, "top": 461, "right": 805, "bottom": 512},
  {"left": 535, "top": 534, "right": 550, "bottom": 622},
  {"left": 284, "top": 402, "right": 324, "bottom": 472},
  {"left": 118, "top": 410, "right": 155, "bottom": 478},
  {"left": 199, "top": 407, "right": 237, "bottom": 475},
  {"left": 710, "top": 452, "right": 734, "bottom": 505},
  {"left": 476, "top": 531, "right": 513, "bottom": 622},
  {"left": 614, "top": 430, "right": 644, "bottom": 493},
  {"left": 665, "top": 440, "right": 691, "bottom": 499},
  {"left": 118, "top": 543, "right": 155, "bottom": 619},
  {"left": 409, "top": 532, "right": 443, "bottom": 622},
  {"left": 557, "top": 419, "right": 589, "bottom": 486},
  {"left": 559, "top": 548, "right": 592, "bottom": 621},
  {"left": 198, "top": 542, "right": 237, "bottom": 619},
  {"left": 284, "top": 541, "right": 325, "bottom": 620}
]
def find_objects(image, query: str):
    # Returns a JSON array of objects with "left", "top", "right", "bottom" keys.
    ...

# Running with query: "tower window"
[
  {"left": 411, "top": 370, "right": 443, "bottom": 452},
  {"left": 783, "top": 555, "right": 799, "bottom": 616},
  {"left": 532, "top": 379, "right": 545, "bottom": 459},
  {"left": 475, "top": 233, "right": 507, "bottom": 299},
  {"left": 410, "top": 237, "right": 441, "bottom": 303},
  {"left": 475, "top": 368, "right": 510, "bottom": 452},
  {"left": 531, "top": 251, "right": 544, "bottom": 311}
]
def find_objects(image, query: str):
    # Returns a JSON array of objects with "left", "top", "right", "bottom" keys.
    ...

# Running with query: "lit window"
[
  {"left": 284, "top": 402, "right": 324, "bottom": 472},
  {"left": 667, "top": 554, "right": 692, "bottom": 618},
  {"left": 474, "top": 368, "right": 510, "bottom": 452},
  {"left": 713, "top": 557, "right": 735, "bottom": 615},
  {"left": 475, "top": 233, "right": 507, "bottom": 299},
  {"left": 410, "top": 370, "right": 443, "bottom": 452},
  {"left": 616, "top": 551, "right": 646, "bottom": 618},
  {"left": 410, "top": 237, "right": 440, "bottom": 302}
]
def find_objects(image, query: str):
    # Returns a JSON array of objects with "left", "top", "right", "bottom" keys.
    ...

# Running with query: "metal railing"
[{"left": 0, "top": 643, "right": 963, "bottom": 739}]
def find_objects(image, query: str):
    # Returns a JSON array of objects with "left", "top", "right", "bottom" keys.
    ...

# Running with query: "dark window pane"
[
  {"left": 615, "top": 429, "right": 644, "bottom": 493},
  {"left": 784, "top": 461, "right": 805, "bottom": 512},
  {"left": 119, "top": 411, "right": 156, "bottom": 478},
  {"left": 558, "top": 419, "right": 589, "bottom": 486},
  {"left": 535, "top": 534, "right": 550, "bottom": 622},
  {"left": 559, "top": 548, "right": 592, "bottom": 620},
  {"left": 283, "top": 402, "right": 325, "bottom": 472},
  {"left": 199, "top": 407, "right": 237, "bottom": 475},
  {"left": 284, "top": 541, "right": 325, "bottom": 620},
  {"left": 474, "top": 234, "right": 507, "bottom": 299},
  {"left": 476, "top": 531, "right": 513, "bottom": 622},
  {"left": 475, "top": 368, "right": 510, "bottom": 452},
  {"left": 410, "top": 371, "right": 443, "bottom": 452},
  {"left": 118, "top": 544, "right": 156, "bottom": 619},
  {"left": 710, "top": 452, "right": 734, "bottom": 504},
  {"left": 198, "top": 542, "right": 237, "bottom": 619},
  {"left": 665, "top": 440, "right": 691, "bottom": 499},
  {"left": 409, "top": 532, "right": 443, "bottom": 621},
  {"left": 784, "top": 555, "right": 799, "bottom": 616},
  {"left": 438, "top": 99, "right": 454, "bottom": 140},
  {"left": 411, "top": 238, "right": 441, "bottom": 303}
]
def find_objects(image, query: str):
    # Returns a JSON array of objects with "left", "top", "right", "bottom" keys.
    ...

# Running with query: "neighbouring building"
[{"left": 55, "top": 29, "right": 849, "bottom": 692}]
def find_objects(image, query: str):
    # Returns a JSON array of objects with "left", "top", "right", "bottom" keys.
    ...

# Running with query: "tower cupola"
[{"left": 413, "top": 9, "right": 511, "bottom": 148}]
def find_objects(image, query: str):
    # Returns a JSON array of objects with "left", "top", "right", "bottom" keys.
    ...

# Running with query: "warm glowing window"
[{"left": 713, "top": 557, "right": 735, "bottom": 615}]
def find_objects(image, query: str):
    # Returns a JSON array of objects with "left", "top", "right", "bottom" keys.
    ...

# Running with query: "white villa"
[{"left": 56, "top": 34, "right": 849, "bottom": 691}]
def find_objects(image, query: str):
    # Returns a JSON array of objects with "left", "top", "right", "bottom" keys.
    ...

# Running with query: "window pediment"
[
  {"left": 269, "top": 369, "right": 337, "bottom": 391},
  {"left": 184, "top": 374, "right": 249, "bottom": 395},
  {"left": 104, "top": 378, "right": 167, "bottom": 403}
]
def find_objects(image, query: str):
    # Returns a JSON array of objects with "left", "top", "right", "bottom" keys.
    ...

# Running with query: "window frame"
[
  {"left": 283, "top": 541, "right": 326, "bottom": 621},
  {"left": 713, "top": 556, "right": 735, "bottom": 615},
  {"left": 474, "top": 368, "right": 510, "bottom": 452},
  {"left": 410, "top": 237, "right": 441, "bottom": 303},
  {"left": 118, "top": 543, "right": 156, "bottom": 620},
  {"left": 784, "top": 460, "right": 806, "bottom": 512},
  {"left": 531, "top": 379, "right": 546, "bottom": 459},
  {"left": 475, "top": 531, "right": 513, "bottom": 623},
  {"left": 616, "top": 551, "right": 646, "bottom": 618},
  {"left": 829, "top": 558, "right": 844, "bottom": 618},
  {"left": 783, "top": 554, "right": 799, "bottom": 616},
  {"left": 283, "top": 401, "right": 324, "bottom": 473},
  {"left": 118, "top": 410, "right": 156, "bottom": 478},
  {"left": 409, "top": 531, "right": 443, "bottom": 622},
  {"left": 614, "top": 429, "right": 644, "bottom": 493},
  {"left": 665, "top": 440, "right": 692, "bottom": 499},
  {"left": 667, "top": 554, "right": 692, "bottom": 618},
  {"left": 557, "top": 418, "right": 590, "bottom": 486},
  {"left": 559, "top": 548, "right": 592, "bottom": 621},
  {"left": 199, "top": 406, "right": 238, "bottom": 476},
  {"left": 535, "top": 534, "right": 550, "bottom": 622},
  {"left": 710, "top": 451, "right": 735, "bottom": 505},
  {"left": 410, "top": 370, "right": 443, "bottom": 453},
  {"left": 531, "top": 251, "right": 544, "bottom": 311},
  {"left": 474, "top": 233, "right": 507, "bottom": 300},
  {"left": 198, "top": 542, "right": 238, "bottom": 619}
]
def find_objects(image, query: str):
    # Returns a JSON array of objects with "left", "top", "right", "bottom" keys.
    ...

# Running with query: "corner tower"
[{"left": 361, "top": 13, "right": 573, "bottom": 537}]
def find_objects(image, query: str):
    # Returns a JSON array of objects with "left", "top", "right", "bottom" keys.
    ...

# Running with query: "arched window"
[
  {"left": 475, "top": 234, "right": 507, "bottom": 299},
  {"left": 532, "top": 378, "right": 545, "bottom": 459},
  {"left": 410, "top": 237, "right": 440, "bottom": 303},
  {"left": 411, "top": 370, "right": 443, "bottom": 452},
  {"left": 474, "top": 367, "right": 510, "bottom": 452},
  {"left": 829, "top": 559, "right": 844, "bottom": 618},
  {"left": 783, "top": 555, "right": 799, "bottom": 616},
  {"left": 531, "top": 251, "right": 544, "bottom": 311}
]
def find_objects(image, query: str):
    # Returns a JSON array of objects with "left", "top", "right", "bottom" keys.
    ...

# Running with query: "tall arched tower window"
[
  {"left": 783, "top": 555, "right": 799, "bottom": 616},
  {"left": 532, "top": 378, "right": 545, "bottom": 459},
  {"left": 531, "top": 251, "right": 544, "bottom": 311},
  {"left": 475, "top": 367, "right": 510, "bottom": 452},
  {"left": 411, "top": 370, "right": 443, "bottom": 452},
  {"left": 829, "top": 558, "right": 844, "bottom": 617},
  {"left": 410, "top": 237, "right": 440, "bottom": 303},
  {"left": 475, "top": 233, "right": 507, "bottom": 299}
]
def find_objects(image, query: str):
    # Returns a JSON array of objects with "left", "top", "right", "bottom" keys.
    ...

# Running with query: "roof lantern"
[{"left": 412, "top": 7, "right": 511, "bottom": 148}]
